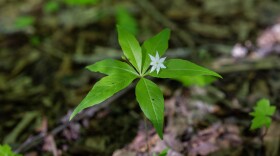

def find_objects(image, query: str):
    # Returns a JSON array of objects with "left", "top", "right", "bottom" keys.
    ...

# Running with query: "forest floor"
[{"left": 1, "top": 0, "right": 280, "bottom": 156}]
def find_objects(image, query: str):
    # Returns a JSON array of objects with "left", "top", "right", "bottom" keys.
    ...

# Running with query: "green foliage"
[
  {"left": 0, "top": 144, "right": 22, "bottom": 156},
  {"left": 43, "top": 1, "right": 60, "bottom": 13},
  {"left": 136, "top": 78, "right": 164, "bottom": 139},
  {"left": 86, "top": 59, "right": 138, "bottom": 76},
  {"left": 29, "top": 36, "right": 41, "bottom": 46},
  {"left": 116, "top": 6, "right": 138, "bottom": 36},
  {"left": 158, "top": 148, "right": 169, "bottom": 156},
  {"left": 142, "top": 29, "right": 170, "bottom": 73},
  {"left": 64, "top": 0, "right": 99, "bottom": 6},
  {"left": 250, "top": 98, "right": 276, "bottom": 130},
  {"left": 70, "top": 74, "right": 137, "bottom": 120},
  {"left": 149, "top": 59, "right": 222, "bottom": 78},
  {"left": 70, "top": 26, "right": 221, "bottom": 139},
  {"left": 174, "top": 75, "right": 217, "bottom": 87},
  {"left": 14, "top": 16, "right": 35, "bottom": 29},
  {"left": 117, "top": 26, "right": 142, "bottom": 73}
]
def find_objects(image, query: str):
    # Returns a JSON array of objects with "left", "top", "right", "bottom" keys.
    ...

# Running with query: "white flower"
[{"left": 149, "top": 51, "right": 166, "bottom": 74}]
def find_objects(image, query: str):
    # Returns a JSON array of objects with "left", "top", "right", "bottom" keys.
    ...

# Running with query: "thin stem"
[
  {"left": 259, "top": 127, "right": 268, "bottom": 155},
  {"left": 260, "top": 127, "right": 267, "bottom": 143},
  {"left": 144, "top": 116, "right": 150, "bottom": 156}
]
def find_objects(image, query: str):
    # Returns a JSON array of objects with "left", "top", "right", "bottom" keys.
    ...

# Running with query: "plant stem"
[
  {"left": 260, "top": 127, "right": 267, "bottom": 142},
  {"left": 144, "top": 116, "right": 150, "bottom": 156},
  {"left": 259, "top": 127, "right": 267, "bottom": 155}
]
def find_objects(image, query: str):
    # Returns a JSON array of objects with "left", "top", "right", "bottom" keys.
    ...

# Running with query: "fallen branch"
[
  {"left": 134, "top": 0, "right": 194, "bottom": 47},
  {"left": 210, "top": 56, "right": 280, "bottom": 74},
  {"left": 15, "top": 84, "right": 135, "bottom": 153}
]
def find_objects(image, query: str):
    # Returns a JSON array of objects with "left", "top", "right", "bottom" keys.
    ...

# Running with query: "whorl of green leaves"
[
  {"left": 70, "top": 26, "right": 221, "bottom": 139},
  {"left": 250, "top": 98, "right": 276, "bottom": 130}
]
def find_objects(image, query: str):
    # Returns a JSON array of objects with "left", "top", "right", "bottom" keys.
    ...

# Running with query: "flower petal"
[
  {"left": 159, "top": 57, "right": 166, "bottom": 63},
  {"left": 150, "top": 61, "right": 156, "bottom": 66},
  {"left": 149, "top": 52, "right": 167, "bottom": 74},
  {"left": 159, "top": 63, "right": 166, "bottom": 69},
  {"left": 156, "top": 66, "right": 160, "bottom": 74},
  {"left": 149, "top": 54, "right": 156, "bottom": 62},
  {"left": 155, "top": 52, "right": 160, "bottom": 60},
  {"left": 150, "top": 65, "right": 156, "bottom": 73}
]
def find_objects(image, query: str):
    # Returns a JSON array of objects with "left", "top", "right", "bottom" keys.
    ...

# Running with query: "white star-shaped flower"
[{"left": 149, "top": 51, "right": 166, "bottom": 74}]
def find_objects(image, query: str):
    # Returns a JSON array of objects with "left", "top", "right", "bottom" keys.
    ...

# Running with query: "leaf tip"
[
  {"left": 214, "top": 73, "right": 223, "bottom": 79},
  {"left": 69, "top": 113, "right": 75, "bottom": 121},
  {"left": 85, "top": 65, "right": 91, "bottom": 70},
  {"left": 159, "top": 133, "right": 163, "bottom": 140},
  {"left": 69, "top": 109, "right": 80, "bottom": 121}
]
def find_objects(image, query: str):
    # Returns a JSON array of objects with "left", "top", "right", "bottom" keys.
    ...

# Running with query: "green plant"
[
  {"left": 0, "top": 144, "right": 22, "bottom": 156},
  {"left": 43, "top": 1, "right": 60, "bottom": 13},
  {"left": 116, "top": 6, "right": 138, "bottom": 35},
  {"left": 155, "top": 148, "right": 169, "bottom": 156},
  {"left": 174, "top": 75, "right": 217, "bottom": 87},
  {"left": 64, "top": 0, "right": 99, "bottom": 6},
  {"left": 250, "top": 98, "right": 276, "bottom": 130},
  {"left": 14, "top": 16, "right": 35, "bottom": 29},
  {"left": 29, "top": 36, "right": 41, "bottom": 46},
  {"left": 69, "top": 26, "right": 221, "bottom": 139}
]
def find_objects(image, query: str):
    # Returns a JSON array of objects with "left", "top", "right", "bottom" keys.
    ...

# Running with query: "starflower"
[{"left": 149, "top": 51, "right": 166, "bottom": 74}]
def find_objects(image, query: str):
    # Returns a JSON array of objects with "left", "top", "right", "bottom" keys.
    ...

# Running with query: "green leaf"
[
  {"left": 116, "top": 6, "right": 138, "bottom": 35},
  {"left": 0, "top": 144, "right": 22, "bottom": 156},
  {"left": 70, "top": 73, "right": 136, "bottom": 120},
  {"left": 117, "top": 25, "right": 142, "bottom": 73},
  {"left": 135, "top": 78, "right": 164, "bottom": 139},
  {"left": 149, "top": 59, "right": 222, "bottom": 78},
  {"left": 174, "top": 75, "right": 217, "bottom": 87},
  {"left": 158, "top": 148, "right": 169, "bottom": 156},
  {"left": 86, "top": 59, "right": 138, "bottom": 76},
  {"left": 142, "top": 29, "right": 170, "bottom": 73},
  {"left": 250, "top": 98, "right": 276, "bottom": 130}
]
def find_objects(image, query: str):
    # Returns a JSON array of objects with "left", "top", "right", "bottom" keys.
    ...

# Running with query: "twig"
[
  {"left": 15, "top": 84, "right": 135, "bottom": 153},
  {"left": 134, "top": 0, "right": 194, "bottom": 47},
  {"left": 260, "top": 127, "right": 268, "bottom": 144},
  {"left": 258, "top": 127, "right": 268, "bottom": 156},
  {"left": 210, "top": 56, "right": 280, "bottom": 74}
]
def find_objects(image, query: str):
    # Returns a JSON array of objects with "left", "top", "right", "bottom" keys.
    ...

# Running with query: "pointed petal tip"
[
  {"left": 150, "top": 66, "right": 156, "bottom": 73},
  {"left": 149, "top": 54, "right": 156, "bottom": 62},
  {"left": 155, "top": 52, "right": 160, "bottom": 59},
  {"left": 156, "top": 67, "right": 160, "bottom": 74},
  {"left": 159, "top": 57, "right": 166, "bottom": 63},
  {"left": 160, "top": 64, "right": 166, "bottom": 69}
]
